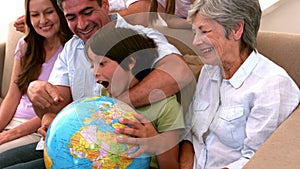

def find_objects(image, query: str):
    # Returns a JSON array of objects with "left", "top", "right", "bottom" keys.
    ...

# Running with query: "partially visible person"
[
  {"left": 109, "top": 0, "right": 151, "bottom": 26},
  {"left": 116, "top": 0, "right": 300, "bottom": 168},
  {"left": 0, "top": 0, "right": 73, "bottom": 153},
  {"left": 13, "top": 15, "right": 26, "bottom": 33},
  {"left": 149, "top": 0, "right": 195, "bottom": 29},
  {"left": 85, "top": 27, "right": 183, "bottom": 169}
]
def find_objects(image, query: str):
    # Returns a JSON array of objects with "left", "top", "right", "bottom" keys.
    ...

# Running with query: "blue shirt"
[{"left": 185, "top": 51, "right": 300, "bottom": 169}]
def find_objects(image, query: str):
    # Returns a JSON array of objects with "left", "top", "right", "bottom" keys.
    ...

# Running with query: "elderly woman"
[
  {"left": 115, "top": 0, "right": 299, "bottom": 168},
  {"left": 179, "top": 0, "right": 300, "bottom": 169}
]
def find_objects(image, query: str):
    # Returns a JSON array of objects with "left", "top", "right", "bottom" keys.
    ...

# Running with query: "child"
[{"left": 85, "top": 27, "right": 184, "bottom": 169}]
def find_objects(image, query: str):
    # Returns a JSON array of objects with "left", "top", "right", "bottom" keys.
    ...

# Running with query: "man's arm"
[
  {"left": 27, "top": 80, "right": 72, "bottom": 118},
  {"left": 14, "top": 15, "right": 25, "bottom": 33},
  {"left": 117, "top": 53, "right": 193, "bottom": 107}
]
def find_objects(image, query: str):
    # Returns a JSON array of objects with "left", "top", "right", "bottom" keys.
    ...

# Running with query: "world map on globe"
[{"left": 44, "top": 96, "right": 151, "bottom": 169}]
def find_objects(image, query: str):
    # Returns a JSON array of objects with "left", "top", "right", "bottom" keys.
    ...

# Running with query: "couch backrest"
[
  {"left": 257, "top": 31, "right": 300, "bottom": 88},
  {"left": 0, "top": 22, "right": 23, "bottom": 99}
]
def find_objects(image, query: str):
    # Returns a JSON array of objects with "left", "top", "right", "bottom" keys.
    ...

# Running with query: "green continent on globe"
[{"left": 44, "top": 96, "right": 150, "bottom": 169}]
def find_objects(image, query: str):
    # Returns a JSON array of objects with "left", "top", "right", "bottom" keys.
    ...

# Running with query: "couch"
[
  {"left": 1, "top": 22, "right": 300, "bottom": 168},
  {"left": 0, "top": 22, "right": 23, "bottom": 104}
]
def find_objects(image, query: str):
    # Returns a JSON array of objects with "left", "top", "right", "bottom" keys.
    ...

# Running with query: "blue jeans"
[{"left": 0, "top": 142, "right": 45, "bottom": 169}]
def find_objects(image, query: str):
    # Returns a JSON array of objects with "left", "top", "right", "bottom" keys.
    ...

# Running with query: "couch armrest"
[{"left": 243, "top": 106, "right": 300, "bottom": 169}]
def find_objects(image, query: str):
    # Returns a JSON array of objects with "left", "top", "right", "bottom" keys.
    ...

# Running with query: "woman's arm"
[
  {"left": 155, "top": 131, "right": 180, "bottom": 169},
  {"left": 0, "top": 117, "right": 41, "bottom": 144},
  {"left": 0, "top": 58, "right": 23, "bottom": 131},
  {"left": 179, "top": 140, "right": 194, "bottom": 169}
]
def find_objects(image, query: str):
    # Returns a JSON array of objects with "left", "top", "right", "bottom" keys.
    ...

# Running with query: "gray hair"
[
  {"left": 188, "top": 0, "right": 261, "bottom": 52},
  {"left": 56, "top": 0, "right": 103, "bottom": 11}
]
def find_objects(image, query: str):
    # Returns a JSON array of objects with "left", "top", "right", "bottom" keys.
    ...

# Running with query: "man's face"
[{"left": 62, "top": 0, "right": 110, "bottom": 42}]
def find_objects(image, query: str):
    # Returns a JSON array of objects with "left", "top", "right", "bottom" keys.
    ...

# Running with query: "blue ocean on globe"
[{"left": 44, "top": 96, "right": 151, "bottom": 169}]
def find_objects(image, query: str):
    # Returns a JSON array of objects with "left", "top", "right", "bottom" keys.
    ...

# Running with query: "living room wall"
[
  {"left": 260, "top": 0, "right": 300, "bottom": 34},
  {"left": 0, "top": 0, "right": 24, "bottom": 42},
  {"left": 0, "top": 0, "right": 299, "bottom": 43}
]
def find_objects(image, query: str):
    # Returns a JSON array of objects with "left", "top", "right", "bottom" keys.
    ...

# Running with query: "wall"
[
  {"left": 0, "top": 0, "right": 24, "bottom": 42},
  {"left": 0, "top": 0, "right": 300, "bottom": 43},
  {"left": 260, "top": 0, "right": 300, "bottom": 34}
]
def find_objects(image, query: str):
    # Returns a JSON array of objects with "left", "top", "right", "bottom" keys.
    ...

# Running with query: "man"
[{"left": 28, "top": 0, "right": 192, "bottom": 133}]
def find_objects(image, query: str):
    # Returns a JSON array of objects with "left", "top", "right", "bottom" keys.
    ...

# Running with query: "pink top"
[{"left": 14, "top": 38, "right": 62, "bottom": 119}]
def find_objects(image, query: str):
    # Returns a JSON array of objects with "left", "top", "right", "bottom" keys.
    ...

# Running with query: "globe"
[{"left": 44, "top": 96, "right": 151, "bottom": 169}]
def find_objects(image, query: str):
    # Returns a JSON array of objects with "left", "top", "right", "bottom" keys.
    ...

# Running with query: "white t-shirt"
[{"left": 109, "top": 0, "right": 138, "bottom": 11}]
